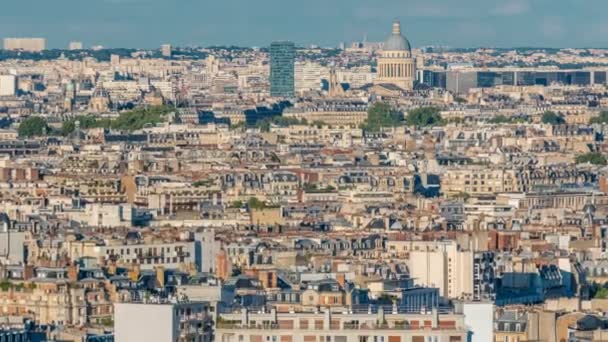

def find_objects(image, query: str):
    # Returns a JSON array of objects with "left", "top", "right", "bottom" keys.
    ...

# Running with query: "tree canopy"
[
  {"left": 362, "top": 102, "right": 403, "bottom": 131},
  {"left": 488, "top": 115, "right": 530, "bottom": 124},
  {"left": 253, "top": 116, "right": 306, "bottom": 132},
  {"left": 575, "top": 152, "right": 607, "bottom": 165},
  {"left": 405, "top": 107, "right": 443, "bottom": 127},
  {"left": 61, "top": 105, "right": 173, "bottom": 135},
  {"left": 594, "top": 287, "right": 608, "bottom": 299},
  {"left": 18, "top": 116, "right": 49, "bottom": 137},
  {"left": 590, "top": 111, "right": 608, "bottom": 124},
  {"left": 541, "top": 111, "right": 565, "bottom": 125}
]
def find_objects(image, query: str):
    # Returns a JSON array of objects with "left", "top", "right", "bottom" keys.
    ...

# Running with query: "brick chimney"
[
  {"left": 23, "top": 265, "right": 35, "bottom": 280},
  {"left": 67, "top": 264, "right": 79, "bottom": 282},
  {"left": 336, "top": 273, "right": 346, "bottom": 288}
]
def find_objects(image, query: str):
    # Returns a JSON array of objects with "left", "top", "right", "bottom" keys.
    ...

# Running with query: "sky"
[{"left": 1, "top": 0, "right": 607, "bottom": 49}]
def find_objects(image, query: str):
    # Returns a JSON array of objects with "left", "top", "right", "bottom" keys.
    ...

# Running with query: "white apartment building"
[
  {"left": 388, "top": 240, "right": 474, "bottom": 299},
  {"left": 0, "top": 75, "right": 17, "bottom": 96},
  {"left": 295, "top": 61, "right": 326, "bottom": 93},
  {"left": 114, "top": 302, "right": 212, "bottom": 342}
]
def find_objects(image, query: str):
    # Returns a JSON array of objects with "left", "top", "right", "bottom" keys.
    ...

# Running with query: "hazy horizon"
[{"left": 2, "top": 0, "right": 607, "bottom": 49}]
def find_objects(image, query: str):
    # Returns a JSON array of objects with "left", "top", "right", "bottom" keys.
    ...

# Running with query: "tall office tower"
[
  {"left": 269, "top": 41, "right": 295, "bottom": 98},
  {"left": 68, "top": 41, "right": 83, "bottom": 50},
  {"left": 0, "top": 75, "right": 17, "bottom": 96},
  {"left": 161, "top": 44, "right": 172, "bottom": 57},
  {"left": 3, "top": 38, "right": 46, "bottom": 52}
]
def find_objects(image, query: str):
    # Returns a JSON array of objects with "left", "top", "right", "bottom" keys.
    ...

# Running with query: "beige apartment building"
[
  {"left": 283, "top": 106, "right": 368, "bottom": 127},
  {"left": 441, "top": 166, "right": 517, "bottom": 196},
  {"left": 3, "top": 38, "right": 46, "bottom": 52},
  {"left": 216, "top": 308, "right": 468, "bottom": 342}
]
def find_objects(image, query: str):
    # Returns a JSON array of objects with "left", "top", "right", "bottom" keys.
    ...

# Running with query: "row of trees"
[
  {"left": 18, "top": 106, "right": 173, "bottom": 137},
  {"left": 361, "top": 102, "right": 443, "bottom": 131},
  {"left": 575, "top": 152, "right": 607, "bottom": 166}
]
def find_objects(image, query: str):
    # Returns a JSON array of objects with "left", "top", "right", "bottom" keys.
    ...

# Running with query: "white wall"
[
  {"left": 463, "top": 302, "right": 494, "bottom": 342},
  {"left": 0, "top": 75, "right": 16, "bottom": 96},
  {"left": 115, "top": 303, "right": 177, "bottom": 342}
]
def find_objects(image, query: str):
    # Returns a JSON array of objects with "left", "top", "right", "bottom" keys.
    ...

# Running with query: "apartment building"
[
  {"left": 216, "top": 307, "right": 468, "bottom": 342},
  {"left": 114, "top": 301, "right": 213, "bottom": 342}
]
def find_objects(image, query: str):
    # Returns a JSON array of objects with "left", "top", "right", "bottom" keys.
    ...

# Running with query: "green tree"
[
  {"left": 230, "top": 200, "right": 243, "bottom": 208},
  {"left": 405, "top": 107, "right": 443, "bottom": 127},
  {"left": 575, "top": 152, "right": 607, "bottom": 165},
  {"left": 541, "top": 111, "right": 565, "bottom": 125},
  {"left": 61, "top": 106, "right": 173, "bottom": 134},
  {"left": 590, "top": 111, "right": 608, "bottom": 124},
  {"left": 488, "top": 115, "right": 530, "bottom": 124},
  {"left": 362, "top": 102, "right": 403, "bottom": 131},
  {"left": 0, "top": 280, "right": 12, "bottom": 291},
  {"left": 192, "top": 180, "right": 213, "bottom": 187},
  {"left": 110, "top": 105, "right": 173, "bottom": 131},
  {"left": 247, "top": 197, "right": 267, "bottom": 209},
  {"left": 594, "top": 287, "right": 608, "bottom": 299},
  {"left": 18, "top": 116, "right": 49, "bottom": 137},
  {"left": 311, "top": 120, "right": 327, "bottom": 128},
  {"left": 61, "top": 115, "right": 101, "bottom": 135}
]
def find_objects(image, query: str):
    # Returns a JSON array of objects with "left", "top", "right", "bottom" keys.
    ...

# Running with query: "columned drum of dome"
[{"left": 374, "top": 20, "right": 416, "bottom": 91}]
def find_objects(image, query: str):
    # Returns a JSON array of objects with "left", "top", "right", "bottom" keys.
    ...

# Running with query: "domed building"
[
  {"left": 374, "top": 20, "right": 416, "bottom": 91},
  {"left": 89, "top": 86, "right": 111, "bottom": 113}
]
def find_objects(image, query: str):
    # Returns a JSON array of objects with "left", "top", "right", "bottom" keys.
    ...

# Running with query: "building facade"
[
  {"left": 3, "top": 38, "right": 46, "bottom": 52},
  {"left": 270, "top": 41, "right": 296, "bottom": 98},
  {"left": 374, "top": 20, "right": 415, "bottom": 91}
]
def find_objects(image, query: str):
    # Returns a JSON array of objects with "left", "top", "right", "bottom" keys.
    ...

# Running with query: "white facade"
[
  {"left": 0, "top": 230, "right": 26, "bottom": 264},
  {"left": 73, "top": 204, "right": 133, "bottom": 228},
  {"left": 115, "top": 303, "right": 176, "bottom": 342},
  {"left": 295, "top": 61, "right": 325, "bottom": 93},
  {"left": 68, "top": 41, "right": 83, "bottom": 50},
  {"left": 115, "top": 302, "right": 211, "bottom": 342},
  {"left": 161, "top": 44, "right": 172, "bottom": 57},
  {"left": 337, "top": 66, "right": 374, "bottom": 89},
  {"left": 462, "top": 302, "right": 494, "bottom": 342},
  {"left": 408, "top": 240, "right": 474, "bottom": 299},
  {"left": 0, "top": 75, "right": 17, "bottom": 96}
]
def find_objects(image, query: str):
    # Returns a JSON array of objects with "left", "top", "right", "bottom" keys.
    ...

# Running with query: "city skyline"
[{"left": 2, "top": 0, "right": 608, "bottom": 49}]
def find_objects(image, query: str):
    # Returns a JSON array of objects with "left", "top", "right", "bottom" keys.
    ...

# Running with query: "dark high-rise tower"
[{"left": 269, "top": 41, "right": 295, "bottom": 98}]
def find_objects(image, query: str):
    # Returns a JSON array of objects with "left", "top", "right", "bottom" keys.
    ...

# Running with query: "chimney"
[
  {"left": 107, "top": 263, "right": 117, "bottom": 276},
  {"left": 23, "top": 265, "right": 35, "bottom": 280},
  {"left": 377, "top": 306, "right": 385, "bottom": 325},
  {"left": 67, "top": 264, "right": 79, "bottom": 282},
  {"left": 155, "top": 266, "right": 165, "bottom": 288},
  {"left": 336, "top": 273, "right": 346, "bottom": 288},
  {"left": 128, "top": 264, "right": 140, "bottom": 282}
]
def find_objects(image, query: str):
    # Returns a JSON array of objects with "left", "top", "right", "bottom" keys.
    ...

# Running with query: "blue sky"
[{"left": 1, "top": 0, "right": 606, "bottom": 49}]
